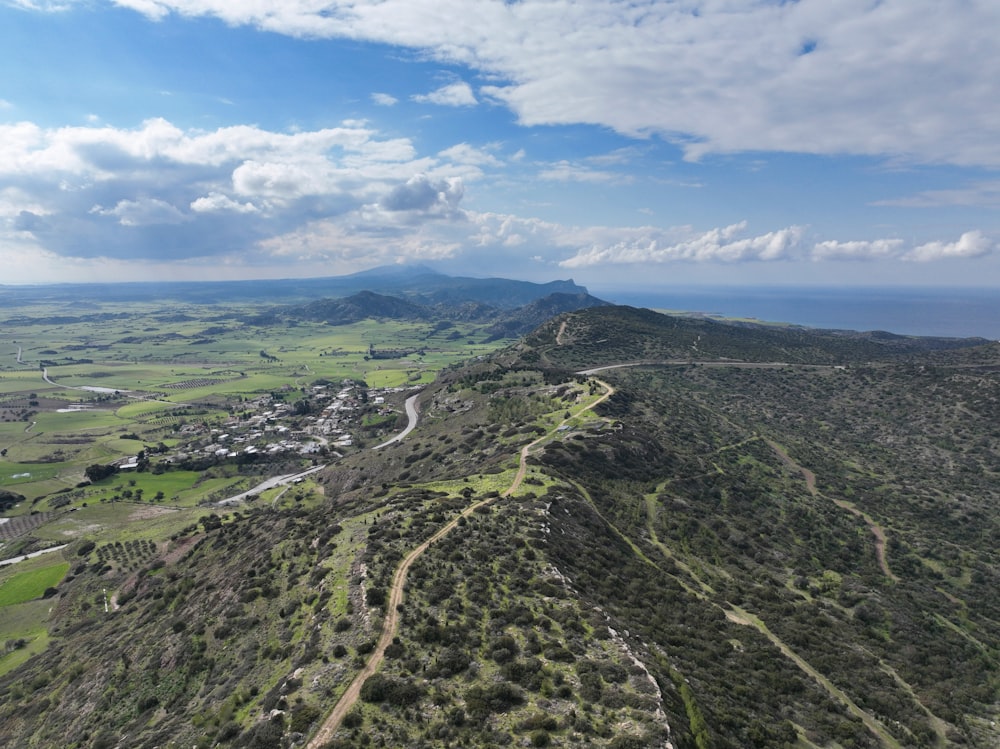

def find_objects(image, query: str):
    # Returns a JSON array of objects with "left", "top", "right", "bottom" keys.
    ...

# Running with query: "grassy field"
[
  {"left": 0, "top": 598, "right": 51, "bottom": 678},
  {"left": 0, "top": 561, "right": 69, "bottom": 607},
  {"left": 0, "top": 296, "right": 515, "bottom": 695}
]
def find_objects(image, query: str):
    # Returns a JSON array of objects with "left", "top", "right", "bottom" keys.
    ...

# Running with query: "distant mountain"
[
  {"left": 288, "top": 291, "right": 433, "bottom": 325},
  {"left": 0, "top": 265, "right": 592, "bottom": 309},
  {"left": 484, "top": 292, "right": 611, "bottom": 339},
  {"left": 253, "top": 289, "right": 611, "bottom": 336}
]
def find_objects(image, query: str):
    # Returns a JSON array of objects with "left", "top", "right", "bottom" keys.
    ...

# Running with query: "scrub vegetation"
[{"left": 1, "top": 291, "right": 998, "bottom": 748}]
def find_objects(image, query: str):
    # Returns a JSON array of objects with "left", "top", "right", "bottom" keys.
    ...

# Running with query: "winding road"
[
  {"left": 306, "top": 377, "right": 615, "bottom": 747},
  {"left": 217, "top": 392, "right": 424, "bottom": 507},
  {"left": 215, "top": 465, "right": 328, "bottom": 506},
  {"left": 371, "top": 392, "right": 421, "bottom": 450}
]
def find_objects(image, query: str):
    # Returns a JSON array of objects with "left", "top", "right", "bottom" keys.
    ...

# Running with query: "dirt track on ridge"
[{"left": 307, "top": 378, "right": 614, "bottom": 747}]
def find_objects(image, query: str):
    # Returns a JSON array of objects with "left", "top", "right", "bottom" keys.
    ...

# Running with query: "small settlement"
[{"left": 112, "top": 381, "right": 414, "bottom": 472}]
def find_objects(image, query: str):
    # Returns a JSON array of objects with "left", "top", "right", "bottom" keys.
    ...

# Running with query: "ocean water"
[{"left": 598, "top": 286, "right": 999, "bottom": 340}]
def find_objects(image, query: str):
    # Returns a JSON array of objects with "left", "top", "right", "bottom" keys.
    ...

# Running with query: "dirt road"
[
  {"left": 766, "top": 439, "right": 897, "bottom": 583},
  {"left": 307, "top": 378, "right": 614, "bottom": 747}
]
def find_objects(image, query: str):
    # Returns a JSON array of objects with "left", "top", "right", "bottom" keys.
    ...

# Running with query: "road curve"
[
  {"left": 372, "top": 392, "right": 421, "bottom": 450},
  {"left": 307, "top": 377, "right": 614, "bottom": 746}
]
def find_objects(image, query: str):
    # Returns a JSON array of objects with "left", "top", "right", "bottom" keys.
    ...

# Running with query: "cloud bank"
[{"left": 92, "top": 0, "right": 1000, "bottom": 167}]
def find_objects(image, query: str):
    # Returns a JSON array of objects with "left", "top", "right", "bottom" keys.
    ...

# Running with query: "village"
[{"left": 111, "top": 380, "right": 416, "bottom": 474}]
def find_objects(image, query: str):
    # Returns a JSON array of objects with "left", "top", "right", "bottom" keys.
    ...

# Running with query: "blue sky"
[{"left": 2, "top": 0, "right": 1000, "bottom": 292}]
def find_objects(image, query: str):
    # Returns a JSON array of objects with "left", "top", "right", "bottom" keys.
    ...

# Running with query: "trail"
[
  {"left": 555, "top": 320, "right": 568, "bottom": 345},
  {"left": 643, "top": 476, "right": 909, "bottom": 748},
  {"left": 307, "top": 377, "right": 614, "bottom": 747},
  {"left": 723, "top": 605, "right": 904, "bottom": 749},
  {"left": 766, "top": 440, "right": 898, "bottom": 583}
]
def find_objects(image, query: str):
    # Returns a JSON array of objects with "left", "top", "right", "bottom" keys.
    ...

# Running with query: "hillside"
[
  {"left": 0, "top": 265, "right": 592, "bottom": 309},
  {"left": 1, "top": 305, "right": 998, "bottom": 748}
]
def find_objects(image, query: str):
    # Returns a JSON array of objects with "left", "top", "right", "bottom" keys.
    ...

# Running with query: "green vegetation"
[
  {"left": 0, "top": 562, "right": 68, "bottom": 607},
  {"left": 1, "top": 298, "right": 998, "bottom": 748}
]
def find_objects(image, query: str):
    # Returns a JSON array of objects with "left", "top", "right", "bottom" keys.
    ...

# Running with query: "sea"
[{"left": 597, "top": 286, "right": 999, "bottom": 340}]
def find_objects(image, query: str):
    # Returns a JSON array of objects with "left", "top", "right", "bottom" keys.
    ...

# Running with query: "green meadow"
[
  {"left": 0, "top": 561, "right": 69, "bottom": 608},
  {"left": 0, "top": 296, "right": 512, "bottom": 674},
  {"left": 1, "top": 298, "right": 512, "bottom": 520}
]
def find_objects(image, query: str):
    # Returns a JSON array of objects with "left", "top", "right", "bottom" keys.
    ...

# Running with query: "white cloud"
[
  {"left": 907, "top": 231, "right": 994, "bottom": 262},
  {"left": 559, "top": 222, "right": 806, "bottom": 267},
  {"left": 258, "top": 216, "right": 462, "bottom": 265},
  {"left": 91, "top": 197, "right": 188, "bottom": 226},
  {"left": 438, "top": 143, "right": 501, "bottom": 168},
  {"left": 91, "top": 0, "right": 1000, "bottom": 167},
  {"left": 875, "top": 181, "right": 1000, "bottom": 209},
  {"left": 0, "top": 117, "right": 461, "bottom": 260},
  {"left": 812, "top": 238, "right": 905, "bottom": 261},
  {"left": 5, "top": 0, "right": 75, "bottom": 9},
  {"left": 538, "top": 161, "right": 623, "bottom": 184},
  {"left": 190, "top": 192, "right": 258, "bottom": 213},
  {"left": 371, "top": 92, "right": 398, "bottom": 106},
  {"left": 811, "top": 232, "right": 996, "bottom": 262},
  {"left": 412, "top": 81, "right": 477, "bottom": 107}
]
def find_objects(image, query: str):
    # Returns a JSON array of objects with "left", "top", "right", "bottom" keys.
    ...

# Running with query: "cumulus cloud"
[
  {"left": 810, "top": 232, "right": 996, "bottom": 262},
  {"left": 190, "top": 192, "right": 258, "bottom": 213},
  {"left": 0, "top": 117, "right": 464, "bottom": 261},
  {"left": 812, "top": 238, "right": 905, "bottom": 261},
  {"left": 907, "top": 231, "right": 994, "bottom": 262},
  {"left": 72, "top": 0, "right": 1000, "bottom": 167},
  {"left": 371, "top": 92, "right": 398, "bottom": 106},
  {"left": 559, "top": 222, "right": 806, "bottom": 267},
  {"left": 412, "top": 81, "right": 477, "bottom": 107},
  {"left": 378, "top": 174, "right": 464, "bottom": 219},
  {"left": 91, "top": 197, "right": 188, "bottom": 226}
]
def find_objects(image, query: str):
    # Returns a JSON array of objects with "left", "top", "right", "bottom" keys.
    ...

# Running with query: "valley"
[{"left": 0, "top": 281, "right": 998, "bottom": 748}]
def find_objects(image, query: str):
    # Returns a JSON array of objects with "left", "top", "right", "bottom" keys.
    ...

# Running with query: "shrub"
[
  {"left": 359, "top": 674, "right": 422, "bottom": 706},
  {"left": 342, "top": 708, "right": 364, "bottom": 728}
]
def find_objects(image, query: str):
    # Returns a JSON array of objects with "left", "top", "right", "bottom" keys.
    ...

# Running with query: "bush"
[
  {"left": 289, "top": 704, "right": 321, "bottom": 733},
  {"left": 530, "top": 730, "right": 551, "bottom": 747},
  {"left": 359, "top": 674, "right": 422, "bottom": 706},
  {"left": 77, "top": 541, "right": 96, "bottom": 557}
]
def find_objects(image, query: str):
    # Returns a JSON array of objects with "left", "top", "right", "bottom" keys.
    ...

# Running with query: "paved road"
[
  {"left": 372, "top": 392, "right": 421, "bottom": 450},
  {"left": 217, "top": 390, "right": 421, "bottom": 505},
  {"left": 0, "top": 544, "right": 68, "bottom": 567},
  {"left": 306, "top": 377, "right": 615, "bottom": 747},
  {"left": 216, "top": 464, "right": 328, "bottom": 506}
]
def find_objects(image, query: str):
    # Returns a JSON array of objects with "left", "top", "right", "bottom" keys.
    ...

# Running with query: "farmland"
[
  {"left": 1, "top": 298, "right": 510, "bottom": 509},
  {"left": 0, "top": 294, "right": 516, "bottom": 679}
]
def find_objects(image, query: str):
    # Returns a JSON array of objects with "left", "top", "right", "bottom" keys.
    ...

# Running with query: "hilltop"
[{"left": 0, "top": 304, "right": 997, "bottom": 748}]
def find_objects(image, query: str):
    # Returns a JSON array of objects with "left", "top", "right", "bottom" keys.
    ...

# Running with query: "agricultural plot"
[
  {"left": 0, "top": 561, "right": 69, "bottom": 607},
  {"left": 0, "top": 291, "right": 520, "bottom": 707}
]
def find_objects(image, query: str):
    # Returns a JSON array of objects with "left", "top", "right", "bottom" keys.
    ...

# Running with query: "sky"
[{"left": 2, "top": 0, "right": 1000, "bottom": 293}]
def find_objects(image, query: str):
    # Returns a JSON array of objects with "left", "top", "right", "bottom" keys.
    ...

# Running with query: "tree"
[{"left": 85, "top": 464, "right": 119, "bottom": 483}]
